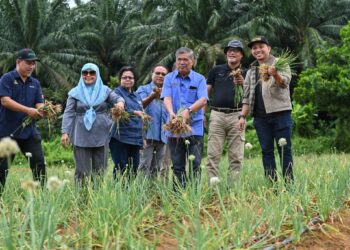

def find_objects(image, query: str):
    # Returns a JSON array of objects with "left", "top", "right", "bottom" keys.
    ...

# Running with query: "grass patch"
[{"left": 1, "top": 153, "right": 349, "bottom": 249}]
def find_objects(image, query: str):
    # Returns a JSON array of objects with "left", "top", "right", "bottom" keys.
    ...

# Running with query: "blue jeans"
[
  {"left": 167, "top": 136, "right": 204, "bottom": 187},
  {"left": 109, "top": 138, "right": 140, "bottom": 178},
  {"left": 253, "top": 112, "right": 293, "bottom": 182}
]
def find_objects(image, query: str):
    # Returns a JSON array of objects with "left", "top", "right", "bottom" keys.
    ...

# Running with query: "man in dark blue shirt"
[{"left": 0, "top": 48, "right": 46, "bottom": 192}]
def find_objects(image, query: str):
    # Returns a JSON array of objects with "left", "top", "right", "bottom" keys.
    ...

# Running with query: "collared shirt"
[
  {"left": 136, "top": 82, "right": 168, "bottom": 143},
  {"left": 242, "top": 55, "right": 292, "bottom": 115},
  {"left": 110, "top": 86, "right": 143, "bottom": 146},
  {"left": 161, "top": 70, "right": 208, "bottom": 137},
  {"left": 207, "top": 64, "right": 246, "bottom": 109},
  {"left": 0, "top": 69, "right": 44, "bottom": 139}
]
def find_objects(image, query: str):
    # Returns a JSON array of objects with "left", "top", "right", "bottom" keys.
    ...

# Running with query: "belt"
[{"left": 211, "top": 107, "right": 242, "bottom": 114}]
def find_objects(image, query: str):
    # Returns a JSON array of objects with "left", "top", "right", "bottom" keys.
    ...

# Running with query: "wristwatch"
[
  {"left": 186, "top": 107, "right": 192, "bottom": 113},
  {"left": 238, "top": 114, "right": 246, "bottom": 120}
]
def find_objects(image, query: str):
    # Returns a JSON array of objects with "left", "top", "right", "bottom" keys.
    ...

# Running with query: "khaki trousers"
[
  {"left": 159, "top": 144, "right": 171, "bottom": 179},
  {"left": 139, "top": 140, "right": 166, "bottom": 177},
  {"left": 206, "top": 110, "right": 245, "bottom": 182}
]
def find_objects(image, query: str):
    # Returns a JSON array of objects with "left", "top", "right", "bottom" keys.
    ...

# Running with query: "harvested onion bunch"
[
  {"left": 140, "top": 113, "right": 152, "bottom": 132},
  {"left": 229, "top": 67, "right": 243, "bottom": 108},
  {"left": 163, "top": 109, "right": 192, "bottom": 135},
  {"left": 259, "top": 50, "right": 297, "bottom": 82},
  {"left": 110, "top": 106, "right": 130, "bottom": 135},
  {"left": 11, "top": 100, "right": 62, "bottom": 137},
  {"left": 274, "top": 50, "right": 297, "bottom": 75}
]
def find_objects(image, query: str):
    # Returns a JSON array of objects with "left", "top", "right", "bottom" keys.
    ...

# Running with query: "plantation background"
[
  {"left": 1, "top": 0, "right": 350, "bottom": 153},
  {"left": 2, "top": 152, "right": 350, "bottom": 249},
  {"left": 1, "top": 1, "right": 350, "bottom": 248},
  {"left": 0, "top": 0, "right": 350, "bottom": 159}
]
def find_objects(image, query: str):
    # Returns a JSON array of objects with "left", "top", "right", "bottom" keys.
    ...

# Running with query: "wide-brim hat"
[{"left": 224, "top": 40, "right": 244, "bottom": 56}]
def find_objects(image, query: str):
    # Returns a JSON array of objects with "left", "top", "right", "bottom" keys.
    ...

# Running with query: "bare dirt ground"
[
  {"left": 156, "top": 208, "right": 350, "bottom": 250},
  {"left": 293, "top": 209, "right": 350, "bottom": 249},
  {"left": 156, "top": 233, "right": 178, "bottom": 250}
]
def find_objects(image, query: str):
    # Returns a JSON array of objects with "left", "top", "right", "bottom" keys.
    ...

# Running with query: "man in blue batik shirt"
[
  {"left": 0, "top": 49, "right": 46, "bottom": 192},
  {"left": 161, "top": 47, "right": 208, "bottom": 187},
  {"left": 136, "top": 65, "right": 169, "bottom": 177}
]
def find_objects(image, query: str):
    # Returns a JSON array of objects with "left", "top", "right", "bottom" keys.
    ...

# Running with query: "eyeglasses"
[
  {"left": 121, "top": 76, "right": 134, "bottom": 80},
  {"left": 226, "top": 48, "right": 242, "bottom": 54},
  {"left": 154, "top": 72, "right": 166, "bottom": 76},
  {"left": 82, "top": 70, "right": 96, "bottom": 76}
]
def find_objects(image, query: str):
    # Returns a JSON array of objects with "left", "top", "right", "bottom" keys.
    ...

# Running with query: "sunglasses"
[
  {"left": 154, "top": 72, "right": 166, "bottom": 76},
  {"left": 82, "top": 70, "right": 96, "bottom": 76},
  {"left": 121, "top": 76, "right": 134, "bottom": 80}
]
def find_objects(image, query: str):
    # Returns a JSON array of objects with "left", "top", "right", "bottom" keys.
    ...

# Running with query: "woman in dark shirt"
[{"left": 109, "top": 66, "right": 145, "bottom": 178}]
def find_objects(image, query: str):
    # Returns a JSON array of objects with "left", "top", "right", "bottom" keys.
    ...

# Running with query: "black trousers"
[
  {"left": 0, "top": 135, "right": 46, "bottom": 192},
  {"left": 167, "top": 136, "right": 204, "bottom": 188}
]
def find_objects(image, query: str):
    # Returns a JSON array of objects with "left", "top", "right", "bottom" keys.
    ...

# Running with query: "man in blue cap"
[
  {"left": 206, "top": 40, "right": 247, "bottom": 186},
  {"left": 0, "top": 48, "right": 46, "bottom": 192}
]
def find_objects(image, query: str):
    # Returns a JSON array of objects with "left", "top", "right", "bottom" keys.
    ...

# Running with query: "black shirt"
[
  {"left": 207, "top": 64, "right": 246, "bottom": 109},
  {"left": 254, "top": 82, "right": 267, "bottom": 117},
  {"left": 252, "top": 67, "right": 266, "bottom": 117}
]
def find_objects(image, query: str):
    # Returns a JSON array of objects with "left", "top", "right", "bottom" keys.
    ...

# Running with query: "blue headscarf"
[{"left": 68, "top": 63, "right": 108, "bottom": 131}]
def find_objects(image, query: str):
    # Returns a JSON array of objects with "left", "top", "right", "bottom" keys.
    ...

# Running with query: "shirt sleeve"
[
  {"left": 136, "top": 85, "right": 148, "bottom": 100},
  {"left": 207, "top": 68, "right": 215, "bottom": 86},
  {"left": 196, "top": 75, "right": 208, "bottom": 100},
  {"left": 278, "top": 66, "right": 291, "bottom": 88},
  {"left": 0, "top": 74, "right": 12, "bottom": 98},
  {"left": 108, "top": 88, "right": 125, "bottom": 104},
  {"left": 61, "top": 96, "right": 76, "bottom": 135},
  {"left": 242, "top": 69, "right": 251, "bottom": 104},
  {"left": 160, "top": 75, "right": 172, "bottom": 98}
]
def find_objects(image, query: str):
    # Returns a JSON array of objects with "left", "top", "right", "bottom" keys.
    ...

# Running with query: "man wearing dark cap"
[
  {"left": 206, "top": 39, "right": 246, "bottom": 186},
  {"left": 240, "top": 36, "right": 294, "bottom": 183},
  {"left": 0, "top": 48, "right": 46, "bottom": 192}
]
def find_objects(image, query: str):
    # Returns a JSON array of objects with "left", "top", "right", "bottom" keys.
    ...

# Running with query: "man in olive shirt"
[{"left": 206, "top": 40, "right": 246, "bottom": 185}]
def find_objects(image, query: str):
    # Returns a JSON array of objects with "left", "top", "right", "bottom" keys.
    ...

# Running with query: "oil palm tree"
[
  {"left": 279, "top": 0, "right": 350, "bottom": 68},
  {"left": 0, "top": 0, "right": 90, "bottom": 89},
  {"left": 127, "top": 0, "right": 249, "bottom": 82},
  {"left": 74, "top": 0, "right": 142, "bottom": 82},
  {"left": 244, "top": 0, "right": 350, "bottom": 68}
]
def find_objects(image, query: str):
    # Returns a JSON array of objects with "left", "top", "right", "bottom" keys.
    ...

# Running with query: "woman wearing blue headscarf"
[{"left": 61, "top": 63, "right": 125, "bottom": 183}]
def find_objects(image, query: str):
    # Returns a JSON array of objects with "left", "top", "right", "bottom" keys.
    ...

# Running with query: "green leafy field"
[{"left": 1, "top": 153, "right": 349, "bottom": 249}]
